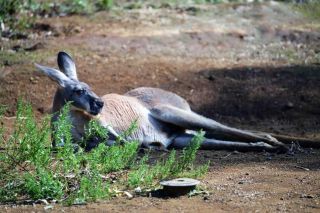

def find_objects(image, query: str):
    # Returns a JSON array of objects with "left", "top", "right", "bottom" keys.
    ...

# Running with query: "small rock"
[
  {"left": 45, "top": 31, "right": 53, "bottom": 36},
  {"left": 286, "top": 102, "right": 294, "bottom": 108},
  {"left": 64, "top": 173, "right": 75, "bottom": 179},
  {"left": 300, "top": 194, "right": 314, "bottom": 199},
  {"left": 44, "top": 205, "right": 54, "bottom": 210},
  {"left": 99, "top": 174, "right": 108, "bottom": 180},
  {"left": 282, "top": 102, "right": 294, "bottom": 111},
  {"left": 36, "top": 199, "right": 49, "bottom": 205},
  {"left": 134, "top": 187, "right": 142, "bottom": 193},
  {"left": 50, "top": 199, "right": 57, "bottom": 204},
  {"left": 30, "top": 77, "right": 38, "bottom": 84},
  {"left": 0, "top": 22, "right": 5, "bottom": 31},
  {"left": 73, "top": 26, "right": 82, "bottom": 33},
  {"left": 124, "top": 191, "right": 133, "bottom": 199},
  {"left": 203, "top": 196, "right": 210, "bottom": 201}
]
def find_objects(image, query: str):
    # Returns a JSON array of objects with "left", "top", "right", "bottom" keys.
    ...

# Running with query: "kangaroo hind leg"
[
  {"left": 171, "top": 133, "right": 279, "bottom": 152},
  {"left": 150, "top": 104, "right": 287, "bottom": 150}
]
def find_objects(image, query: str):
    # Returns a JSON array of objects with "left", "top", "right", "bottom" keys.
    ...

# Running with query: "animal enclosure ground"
[{"left": 0, "top": 1, "right": 320, "bottom": 212}]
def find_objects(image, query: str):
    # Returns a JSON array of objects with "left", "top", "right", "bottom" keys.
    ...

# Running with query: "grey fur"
[
  {"left": 57, "top": 52, "right": 78, "bottom": 80},
  {"left": 35, "top": 63, "right": 70, "bottom": 87}
]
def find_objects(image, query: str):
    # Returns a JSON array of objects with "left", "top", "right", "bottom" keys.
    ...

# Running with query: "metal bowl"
[{"left": 160, "top": 178, "right": 200, "bottom": 196}]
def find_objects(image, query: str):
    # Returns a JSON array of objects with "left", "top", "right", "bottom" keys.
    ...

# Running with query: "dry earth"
[{"left": 0, "top": 1, "right": 320, "bottom": 212}]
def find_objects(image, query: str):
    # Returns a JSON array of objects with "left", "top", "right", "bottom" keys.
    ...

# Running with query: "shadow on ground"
[{"left": 190, "top": 65, "right": 320, "bottom": 138}]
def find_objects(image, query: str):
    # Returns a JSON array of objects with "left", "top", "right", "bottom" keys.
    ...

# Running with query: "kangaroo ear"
[
  {"left": 57, "top": 51, "right": 78, "bottom": 80},
  {"left": 35, "top": 63, "right": 70, "bottom": 87}
]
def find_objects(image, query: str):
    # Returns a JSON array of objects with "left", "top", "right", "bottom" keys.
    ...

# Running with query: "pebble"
[
  {"left": 124, "top": 191, "right": 133, "bottom": 199},
  {"left": 38, "top": 199, "right": 49, "bottom": 205},
  {"left": 203, "top": 196, "right": 210, "bottom": 201},
  {"left": 300, "top": 194, "right": 314, "bottom": 199},
  {"left": 286, "top": 102, "right": 294, "bottom": 109},
  {"left": 44, "top": 205, "right": 54, "bottom": 210},
  {"left": 134, "top": 187, "right": 142, "bottom": 193}
]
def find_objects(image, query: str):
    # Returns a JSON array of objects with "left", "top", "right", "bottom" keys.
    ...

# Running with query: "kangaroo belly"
[{"left": 99, "top": 94, "right": 176, "bottom": 148}]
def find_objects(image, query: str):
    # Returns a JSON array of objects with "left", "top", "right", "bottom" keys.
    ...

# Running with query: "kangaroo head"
[{"left": 35, "top": 51, "right": 104, "bottom": 116}]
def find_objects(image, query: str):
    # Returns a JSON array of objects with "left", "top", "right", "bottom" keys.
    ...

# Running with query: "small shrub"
[
  {"left": 24, "top": 168, "right": 64, "bottom": 200},
  {"left": 0, "top": 100, "right": 54, "bottom": 202},
  {"left": 86, "top": 142, "right": 139, "bottom": 173},
  {"left": 68, "top": 172, "right": 110, "bottom": 204},
  {"left": 174, "top": 131, "right": 204, "bottom": 173},
  {"left": 97, "top": 0, "right": 114, "bottom": 10},
  {"left": 127, "top": 156, "right": 154, "bottom": 187},
  {"left": 127, "top": 131, "right": 208, "bottom": 189}
]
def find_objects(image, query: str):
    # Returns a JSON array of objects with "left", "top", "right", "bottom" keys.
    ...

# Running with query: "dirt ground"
[{"left": 0, "top": 1, "right": 320, "bottom": 212}]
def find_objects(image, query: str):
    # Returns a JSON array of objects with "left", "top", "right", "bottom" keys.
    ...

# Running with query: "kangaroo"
[{"left": 35, "top": 52, "right": 290, "bottom": 152}]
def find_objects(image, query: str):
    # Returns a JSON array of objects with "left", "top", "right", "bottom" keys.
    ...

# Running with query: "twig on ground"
[{"left": 294, "top": 165, "right": 310, "bottom": 171}]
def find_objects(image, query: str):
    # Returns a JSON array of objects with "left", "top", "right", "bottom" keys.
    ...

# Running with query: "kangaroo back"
[{"left": 126, "top": 87, "right": 191, "bottom": 110}]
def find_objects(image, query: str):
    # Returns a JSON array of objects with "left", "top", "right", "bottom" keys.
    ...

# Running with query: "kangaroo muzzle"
[{"left": 90, "top": 98, "right": 104, "bottom": 115}]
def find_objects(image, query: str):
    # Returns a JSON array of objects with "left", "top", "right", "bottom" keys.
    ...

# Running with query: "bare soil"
[{"left": 0, "top": 2, "right": 320, "bottom": 212}]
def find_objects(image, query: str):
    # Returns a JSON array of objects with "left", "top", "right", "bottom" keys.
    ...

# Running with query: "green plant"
[
  {"left": 63, "top": 0, "right": 94, "bottom": 14},
  {"left": 0, "top": 100, "right": 53, "bottom": 202},
  {"left": 98, "top": 0, "right": 114, "bottom": 10},
  {"left": 175, "top": 132, "right": 204, "bottom": 172},
  {"left": 127, "top": 156, "right": 153, "bottom": 188},
  {"left": 0, "top": 0, "right": 37, "bottom": 33},
  {"left": 86, "top": 142, "right": 139, "bottom": 173},
  {"left": 24, "top": 168, "right": 64, "bottom": 200},
  {"left": 0, "top": 100, "right": 208, "bottom": 204},
  {"left": 77, "top": 174, "right": 109, "bottom": 201},
  {"left": 127, "top": 131, "right": 209, "bottom": 188}
]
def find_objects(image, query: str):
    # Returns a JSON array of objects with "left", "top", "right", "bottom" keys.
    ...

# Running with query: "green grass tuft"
[{"left": 127, "top": 131, "right": 209, "bottom": 189}]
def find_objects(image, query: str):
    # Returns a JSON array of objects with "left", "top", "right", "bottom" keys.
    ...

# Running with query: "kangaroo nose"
[{"left": 95, "top": 100, "right": 104, "bottom": 108}]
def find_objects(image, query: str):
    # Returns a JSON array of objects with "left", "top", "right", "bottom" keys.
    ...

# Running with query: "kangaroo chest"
[
  {"left": 99, "top": 94, "right": 177, "bottom": 148},
  {"left": 68, "top": 111, "right": 91, "bottom": 142}
]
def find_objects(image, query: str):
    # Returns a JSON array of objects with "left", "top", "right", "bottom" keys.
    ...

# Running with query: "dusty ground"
[{"left": 0, "top": 1, "right": 320, "bottom": 212}]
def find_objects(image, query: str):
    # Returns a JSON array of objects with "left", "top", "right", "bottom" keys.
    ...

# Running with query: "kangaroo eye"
[{"left": 75, "top": 89, "right": 85, "bottom": 96}]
